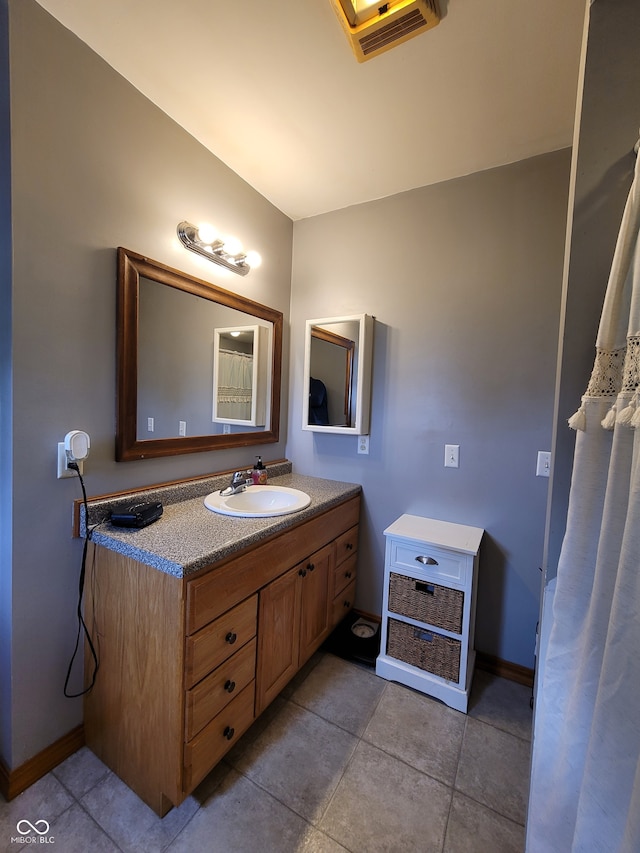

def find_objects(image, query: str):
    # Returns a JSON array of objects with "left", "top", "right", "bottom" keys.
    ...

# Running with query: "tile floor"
[{"left": 0, "top": 653, "right": 532, "bottom": 852}]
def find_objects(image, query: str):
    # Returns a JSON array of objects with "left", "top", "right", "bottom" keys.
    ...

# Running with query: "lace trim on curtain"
[
  {"left": 585, "top": 346, "right": 626, "bottom": 397},
  {"left": 569, "top": 341, "right": 640, "bottom": 431},
  {"left": 568, "top": 346, "right": 626, "bottom": 431},
  {"left": 217, "top": 388, "right": 252, "bottom": 404},
  {"left": 621, "top": 335, "right": 640, "bottom": 392}
]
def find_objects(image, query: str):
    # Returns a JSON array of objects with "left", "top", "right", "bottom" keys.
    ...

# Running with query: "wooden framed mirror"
[{"left": 116, "top": 247, "right": 282, "bottom": 461}]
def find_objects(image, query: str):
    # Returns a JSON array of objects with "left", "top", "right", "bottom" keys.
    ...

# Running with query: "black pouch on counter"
[{"left": 110, "top": 501, "right": 163, "bottom": 529}]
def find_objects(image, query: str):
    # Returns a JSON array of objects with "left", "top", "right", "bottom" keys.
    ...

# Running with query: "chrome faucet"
[{"left": 220, "top": 471, "right": 250, "bottom": 496}]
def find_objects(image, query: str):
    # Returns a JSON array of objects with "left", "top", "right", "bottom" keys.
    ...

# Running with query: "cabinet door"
[
  {"left": 255, "top": 565, "right": 301, "bottom": 714},
  {"left": 298, "top": 543, "right": 333, "bottom": 665}
]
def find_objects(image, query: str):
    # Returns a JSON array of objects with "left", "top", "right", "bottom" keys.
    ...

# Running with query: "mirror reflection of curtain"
[{"left": 217, "top": 349, "right": 253, "bottom": 420}]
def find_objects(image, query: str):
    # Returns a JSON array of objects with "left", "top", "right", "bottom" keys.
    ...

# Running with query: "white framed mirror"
[
  {"left": 302, "top": 314, "right": 373, "bottom": 435},
  {"left": 213, "top": 324, "right": 270, "bottom": 427}
]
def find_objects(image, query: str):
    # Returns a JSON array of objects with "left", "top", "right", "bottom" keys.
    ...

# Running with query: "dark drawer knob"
[
  {"left": 343, "top": 599, "right": 351, "bottom": 608},
  {"left": 223, "top": 726, "right": 235, "bottom": 740},
  {"left": 225, "top": 631, "right": 237, "bottom": 644},
  {"left": 307, "top": 562, "right": 315, "bottom": 572},
  {"left": 346, "top": 542, "right": 353, "bottom": 550},
  {"left": 415, "top": 555, "right": 438, "bottom": 566},
  {"left": 298, "top": 568, "right": 307, "bottom": 577},
  {"left": 224, "top": 679, "right": 236, "bottom": 693},
  {"left": 345, "top": 570, "right": 352, "bottom": 579}
]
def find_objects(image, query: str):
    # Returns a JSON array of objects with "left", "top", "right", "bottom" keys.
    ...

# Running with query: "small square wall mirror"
[{"left": 302, "top": 314, "right": 374, "bottom": 435}]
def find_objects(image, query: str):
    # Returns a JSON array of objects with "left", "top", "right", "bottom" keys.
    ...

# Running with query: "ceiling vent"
[{"left": 329, "top": 0, "right": 441, "bottom": 63}]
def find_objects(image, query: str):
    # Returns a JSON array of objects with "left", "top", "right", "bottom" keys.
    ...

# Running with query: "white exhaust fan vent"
[{"left": 330, "top": 0, "right": 441, "bottom": 63}]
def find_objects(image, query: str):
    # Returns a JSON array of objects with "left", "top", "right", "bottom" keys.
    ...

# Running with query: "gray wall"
[
  {"left": 288, "top": 150, "right": 571, "bottom": 668},
  {"left": 2, "top": 0, "right": 292, "bottom": 768},
  {"left": 546, "top": 0, "right": 640, "bottom": 580},
  {"left": 0, "top": 0, "right": 13, "bottom": 766},
  {"left": 2, "top": 0, "right": 576, "bottom": 772}
]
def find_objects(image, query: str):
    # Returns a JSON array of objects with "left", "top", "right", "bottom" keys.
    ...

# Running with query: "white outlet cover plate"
[
  {"left": 57, "top": 442, "right": 83, "bottom": 478},
  {"left": 358, "top": 435, "right": 370, "bottom": 454}
]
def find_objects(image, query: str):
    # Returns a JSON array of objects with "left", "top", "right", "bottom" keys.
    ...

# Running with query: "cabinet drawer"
[
  {"left": 335, "top": 525, "right": 358, "bottom": 567},
  {"left": 186, "top": 496, "right": 361, "bottom": 634},
  {"left": 185, "top": 595, "right": 257, "bottom": 688},
  {"left": 331, "top": 577, "right": 356, "bottom": 626},
  {"left": 389, "top": 541, "right": 466, "bottom": 584},
  {"left": 333, "top": 552, "right": 357, "bottom": 598},
  {"left": 387, "top": 617, "right": 461, "bottom": 683},
  {"left": 388, "top": 573, "right": 463, "bottom": 634},
  {"left": 183, "top": 681, "right": 255, "bottom": 792},
  {"left": 185, "top": 638, "right": 256, "bottom": 741}
]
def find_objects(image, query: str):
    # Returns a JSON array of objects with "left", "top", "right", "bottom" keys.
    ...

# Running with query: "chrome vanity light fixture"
[{"left": 177, "top": 221, "right": 262, "bottom": 276}]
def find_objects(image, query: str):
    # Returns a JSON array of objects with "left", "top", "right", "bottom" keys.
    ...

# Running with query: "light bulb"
[
  {"left": 223, "top": 235, "right": 243, "bottom": 256},
  {"left": 245, "top": 250, "right": 262, "bottom": 269},
  {"left": 197, "top": 222, "right": 217, "bottom": 245}
]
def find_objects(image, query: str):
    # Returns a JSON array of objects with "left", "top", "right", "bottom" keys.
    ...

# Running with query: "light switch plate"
[
  {"left": 444, "top": 444, "right": 459, "bottom": 468},
  {"left": 536, "top": 451, "right": 551, "bottom": 477}
]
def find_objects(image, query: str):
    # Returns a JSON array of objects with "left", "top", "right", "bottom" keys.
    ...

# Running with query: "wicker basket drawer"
[
  {"left": 388, "top": 573, "right": 463, "bottom": 633},
  {"left": 387, "top": 618, "right": 461, "bottom": 682}
]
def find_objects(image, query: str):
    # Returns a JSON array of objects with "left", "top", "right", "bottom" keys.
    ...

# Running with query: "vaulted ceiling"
[{"left": 34, "top": 0, "right": 586, "bottom": 220}]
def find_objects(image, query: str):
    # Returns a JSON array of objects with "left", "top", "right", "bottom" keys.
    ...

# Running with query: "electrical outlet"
[
  {"left": 444, "top": 444, "right": 459, "bottom": 468},
  {"left": 223, "top": 423, "right": 231, "bottom": 434},
  {"left": 57, "top": 442, "right": 82, "bottom": 478},
  {"left": 358, "top": 435, "right": 370, "bottom": 455},
  {"left": 147, "top": 417, "right": 154, "bottom": 432},
  {"left": 536, "top": 451, "right": 551, "bottom": 477},
  {"left": 179, "top": 421, "right": 187, "bottom": 437}
]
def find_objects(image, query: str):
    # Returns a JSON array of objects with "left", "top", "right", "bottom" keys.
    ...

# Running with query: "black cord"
[{"left": 63, "top": 461, "right": 99, "bottom": 698}]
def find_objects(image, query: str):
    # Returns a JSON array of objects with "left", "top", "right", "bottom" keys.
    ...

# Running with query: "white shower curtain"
[
  {"left": 216, "top": 349, "right": 253, "bottom": 421},
  {"left": 528, "top": 152, "right": 640, "bottom": 852}
]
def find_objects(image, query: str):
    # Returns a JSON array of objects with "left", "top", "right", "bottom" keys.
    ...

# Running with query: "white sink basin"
[{"left": 204, "top": 485, "right": 311, "bottom": 518}]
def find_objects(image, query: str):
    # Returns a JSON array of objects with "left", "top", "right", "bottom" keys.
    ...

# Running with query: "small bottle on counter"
[{"left": 252, "top": 456, "right": 268, "bottom": 485}]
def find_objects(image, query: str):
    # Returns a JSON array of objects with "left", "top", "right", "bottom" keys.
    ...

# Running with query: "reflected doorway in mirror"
[{"left": 212, "top": 324, "right": 270, "bottom": 427}]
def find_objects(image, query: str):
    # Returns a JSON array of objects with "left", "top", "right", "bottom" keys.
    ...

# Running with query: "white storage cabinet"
[{"left": 376, "top": 515, "right": 483, "bottom": 713}]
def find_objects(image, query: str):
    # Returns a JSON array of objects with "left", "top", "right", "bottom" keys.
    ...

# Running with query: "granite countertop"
[{"left": 89, "top": 472, "right": 361, "bottom": 578}]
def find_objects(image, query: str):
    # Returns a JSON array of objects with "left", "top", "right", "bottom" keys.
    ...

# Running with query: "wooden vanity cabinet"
[
  {"left": 182, "top": 595, "right": 258, "bottom": 793},
  {"left": 255, "top": 542, "right": 333, "bottom": 714},
  {"left": 331, "top": 525, "right": 359, "bottom": 627},
  {"left": 84, "top": 494, "right": 359, "bottom": 816}
]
